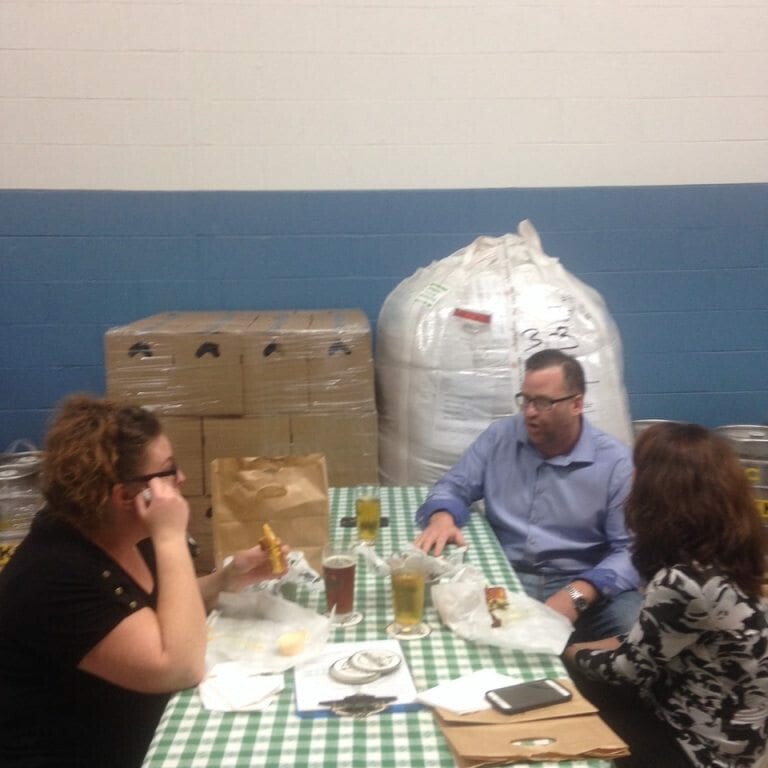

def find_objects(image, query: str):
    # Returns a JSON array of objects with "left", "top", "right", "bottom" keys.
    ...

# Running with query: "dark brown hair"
[
  {"left": 43, "top": 394, "right": 162, "bottom": 532},
  {"left": 627, "top": 421, "right": 766, "bottom": 598},
  {"left": 525, "top": 349, "right": 586, "bottom": 395}
]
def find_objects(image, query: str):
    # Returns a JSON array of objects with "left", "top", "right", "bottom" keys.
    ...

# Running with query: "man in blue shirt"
[{"left": 414, "top": 349, "right": 641, "bottom": 641}]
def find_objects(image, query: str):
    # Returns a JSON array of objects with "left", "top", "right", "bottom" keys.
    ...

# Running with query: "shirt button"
[
  {"left": 129, "top": 600, "right": 138, "bottom": 610},
  {"left": 102, "top": 570, "right": 111, "bottom": 579},
  {"left": 114, "top": 586, "right": 124, "bottom": 596}
]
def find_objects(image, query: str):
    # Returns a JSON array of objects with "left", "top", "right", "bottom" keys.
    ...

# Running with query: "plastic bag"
[
  {"left": 356, "top": 542, "right": 467, "bottom": 580},
  {"left": 431, "top": 571, "right": 573, "bottom": 656},
  {"left": 377, "top": 219, "right": 633, "bottom": 485},
  {"left": 206, "top": 590, "right": 330, "bottom": 674}
]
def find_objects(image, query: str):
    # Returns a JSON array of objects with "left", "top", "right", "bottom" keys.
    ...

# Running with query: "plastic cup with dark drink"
[{"left": 322, "top": 542, "right": 362, "bottom": 628}]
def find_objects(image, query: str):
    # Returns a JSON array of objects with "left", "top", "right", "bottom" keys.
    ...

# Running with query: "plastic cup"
[
  {"left": 386, "top": 556, "right": 431, "bottom": 640},
  {"left": 355, "top": 486, "right": 381, "bottom": 544},
  {"left": 322, "top": 542, "right": 362, "bottom": 628}
]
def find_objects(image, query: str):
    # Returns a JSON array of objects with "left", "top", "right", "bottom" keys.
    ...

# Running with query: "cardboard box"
[
  {"left": 105, "top": 309, "right": 375, "bottom": 418},
  {"left": 161, "top": 416, "right": 204, "bottom": 497},
  {"left": 186, "top": 495, "right": 214, "bottom": 574},
  {"left": 307, "top": 309, "right": 375, "bottom": 411},
  {"left": 242, "top": 312, "right": 311, "bottom": 414},
  {"left": 290, "top": 411, "right": 378, "bottom": 486},
  {"left": 203, "top": 415, "right": 292, "bottom": 493},
  {"left": 202, "top": 412, "right": 379, "bottom": 490},
  {"left": 105, "top": 312, "right": 256, "bottom": 415}
]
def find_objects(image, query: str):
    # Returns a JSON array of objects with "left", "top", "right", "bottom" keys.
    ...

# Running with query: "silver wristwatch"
[{"left": 565, "top": 584, "right": 589, "bottom": 614}]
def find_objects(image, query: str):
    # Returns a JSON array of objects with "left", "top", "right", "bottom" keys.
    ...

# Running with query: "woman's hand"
[
  {"left": 563, "top": 636, "right": 621, "bottom": 662},
  {"left": 221, "top": 544, "right": 290, "bottom": 593},
  {"left": 134, "top": 477, "right": 190, "bottom": 542},
  {"left": 197, "top": 542, "right": 290, "bottom": 612}
]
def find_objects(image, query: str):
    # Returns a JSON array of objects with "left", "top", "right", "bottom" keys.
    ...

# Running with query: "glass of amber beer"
[
  {"left": 355, "top": 485, "right": 381, "bottom": 545},
  {"left": 322, "top": 542, "right": 362, "bottom": 628},
  {"left": 386, "top": 555, "right": 431, "bottom": 640}
]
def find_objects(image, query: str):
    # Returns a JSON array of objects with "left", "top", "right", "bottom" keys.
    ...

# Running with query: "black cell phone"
[
  {"left": 485, "top": 679, "right": 572, "bottom": 715},
  {"left": 339, "top": 516, "right": 389, "bottom": 528}
]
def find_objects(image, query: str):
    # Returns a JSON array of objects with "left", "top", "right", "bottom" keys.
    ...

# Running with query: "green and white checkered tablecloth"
[{"left": 142, "top": 487, "right": 613, "bottom": 768}]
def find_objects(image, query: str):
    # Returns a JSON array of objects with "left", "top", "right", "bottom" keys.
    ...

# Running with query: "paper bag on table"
[
  {"left": 211, "top": 454, "right": 329, "bottom": 573},
  {"left": 436, "top": 711, "right": 629, "bottom": 767}
]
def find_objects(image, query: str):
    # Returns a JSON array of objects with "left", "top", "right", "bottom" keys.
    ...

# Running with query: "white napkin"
[
  {"left": 417, "top": 669, "right": 523, "bottom": 714},
  {"left": 198, "top": 661, "right": 284, "bottom": 712}
]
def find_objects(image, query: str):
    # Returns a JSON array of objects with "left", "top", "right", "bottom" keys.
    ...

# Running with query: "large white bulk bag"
[{"left": 376, "top": 220, "right": 633, "bottom": 485}]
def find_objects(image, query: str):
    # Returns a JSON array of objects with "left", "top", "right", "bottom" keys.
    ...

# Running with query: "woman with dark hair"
[
  {"left": 564, "top": 421, "right": 768, "bottom": 768},
  {"left": 0, "top": 394, "right": 286, "bottom": 768}
]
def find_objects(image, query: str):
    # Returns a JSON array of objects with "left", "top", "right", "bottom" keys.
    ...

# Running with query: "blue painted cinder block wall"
[{"left": 1, "top": 183, "right": 767, "bottom": 449}]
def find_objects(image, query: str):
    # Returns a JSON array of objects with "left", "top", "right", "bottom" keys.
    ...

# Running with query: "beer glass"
[
  {"left": 322, "top": 542, "right": 362, "bottom": 628},
  {"left": 386, "top": 555, "right": 431, "bottom": 640},
  {"left": 354, "top": 485, "right": 381, "bottom": 545}
]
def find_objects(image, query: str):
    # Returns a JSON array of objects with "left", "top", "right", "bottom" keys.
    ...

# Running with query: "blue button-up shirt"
[{"left": 416, "top": 414, "right": 639, "bottom": 597}]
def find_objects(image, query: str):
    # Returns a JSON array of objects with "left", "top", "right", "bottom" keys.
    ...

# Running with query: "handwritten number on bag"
[
  {"left": 521, "top": 327, "right": 578, "bottom": 353},
  {"left": 549, "top": 326, "right": 578, "bottom": 350}
]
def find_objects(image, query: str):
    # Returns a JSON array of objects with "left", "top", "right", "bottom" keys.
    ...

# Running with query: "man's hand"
[
  {"left": 413, "top": 511, "right": 466, "bottom": 556},
  {"left": 545, "top": 579, "right": 599, "bottom": 623},
  {"left": 563, "top": 636, "right": 621, "bottom": 662}
]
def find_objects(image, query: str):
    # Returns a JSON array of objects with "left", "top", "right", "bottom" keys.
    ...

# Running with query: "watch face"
[{"left": 567, "top": 586, "right": 588, "bottom": 612}]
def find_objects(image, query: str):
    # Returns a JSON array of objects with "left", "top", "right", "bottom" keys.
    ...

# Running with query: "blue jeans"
[{"left": 515, "top": 570, "right": 642, "bottom": 643}]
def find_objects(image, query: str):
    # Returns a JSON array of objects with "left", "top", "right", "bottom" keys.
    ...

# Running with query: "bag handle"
[
  {"left": 4, "top": 439, "right": 39, "bottom": 454},
  {"left": 254, "top": 482, "right": 288, "bottom": 500},
  {"left": 234, "top": 473, "right": 288, "bottom": 499}
]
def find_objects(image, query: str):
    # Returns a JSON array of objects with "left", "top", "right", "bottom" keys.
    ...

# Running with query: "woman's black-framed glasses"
[
  {"left": 125, "top": 466, "right": 179, "bottom": 484},
  {"left": 515, "top": 393, "right": 579, "bottom": 412}
]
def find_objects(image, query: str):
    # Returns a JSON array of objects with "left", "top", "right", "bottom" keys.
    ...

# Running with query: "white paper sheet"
[{"left": 417, "top": 669, "right": 524, "bottom": 714}]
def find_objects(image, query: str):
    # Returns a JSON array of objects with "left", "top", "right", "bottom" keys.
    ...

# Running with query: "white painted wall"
[{"left": 1, "top": 0, "right": 767, "bottom": 190}]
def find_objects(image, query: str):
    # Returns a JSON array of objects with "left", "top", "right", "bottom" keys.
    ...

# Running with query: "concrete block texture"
[{"left": 0, "top": 1, "right": 766, "bottom": 190}]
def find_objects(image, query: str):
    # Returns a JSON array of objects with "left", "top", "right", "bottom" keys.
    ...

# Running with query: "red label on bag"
[{"left": 453, "top": 308, "right": 491, "bottom": 324}]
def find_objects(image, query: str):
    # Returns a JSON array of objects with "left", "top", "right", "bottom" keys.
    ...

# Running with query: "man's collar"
[{"left": 519, "top": 416, "right": 596, "bottom": 465}]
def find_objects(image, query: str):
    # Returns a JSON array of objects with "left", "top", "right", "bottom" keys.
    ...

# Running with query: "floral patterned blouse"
[{"left": 574, "top": 564, "right": 768, "bottom": 768}]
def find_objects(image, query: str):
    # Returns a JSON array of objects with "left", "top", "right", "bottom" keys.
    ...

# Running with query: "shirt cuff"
[
  {"left": 577, "top": 568, "right": 618, "bottom": 598},
  {"left": 415, "top": 497, "right": 467, "bottom": 529}
]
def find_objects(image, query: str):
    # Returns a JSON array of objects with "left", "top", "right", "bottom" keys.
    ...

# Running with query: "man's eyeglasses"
[
  {"left": 515, "top": 393, "right": 579, "bottom": 412},
  {"left": 125, "top": 466, "right": 179, "bottom": 484}
]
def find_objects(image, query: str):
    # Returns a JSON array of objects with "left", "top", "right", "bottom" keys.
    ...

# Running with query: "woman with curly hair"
[
  {"left": 564, "top": 421, "right": 768, "bottom": 768},
  {"left": 0, "top": 394, "right": 286, "bottom": 768}
]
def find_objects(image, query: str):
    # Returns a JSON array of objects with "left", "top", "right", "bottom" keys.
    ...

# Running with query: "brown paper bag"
[
  {"left": 211, "top": 453, "right": 329, "bottom": 573},
  {"left": 436, "top": 711, "right": 630, "bottom": 767}
]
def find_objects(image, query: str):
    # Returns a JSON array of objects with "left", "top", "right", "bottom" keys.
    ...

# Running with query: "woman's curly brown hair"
[
  {"left": 42, "top": 394, "right": 161, "bottom": 532},
  {"left": 627, "top": 421, "right": 766, "bottom": 599}
]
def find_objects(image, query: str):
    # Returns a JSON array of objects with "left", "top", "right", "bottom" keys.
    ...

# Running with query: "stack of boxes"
[{"left": 104, "top": 310, "right": 378, "bottom": 572}]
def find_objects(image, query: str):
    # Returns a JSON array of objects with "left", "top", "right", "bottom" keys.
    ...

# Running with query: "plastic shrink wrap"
[
  {"left": 376, "top": 220, "right": 633, "bottom": 485},
  {"left": 104, "top": 309, "right": 379, "bottom": 573}
]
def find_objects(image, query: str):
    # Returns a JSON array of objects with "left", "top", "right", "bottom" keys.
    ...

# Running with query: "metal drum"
[
  {"left": 714, "top": 425, "right": 768, "bottom": 526},
  {"left": 0, "top": 445, "right": 44, "bottom": 569},
  {"left": 631, "top": 419, "right": 681, "bottom": 441}
]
